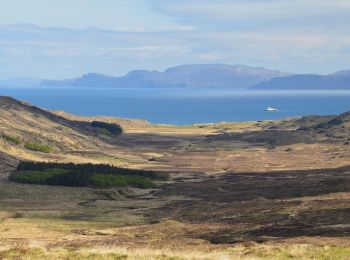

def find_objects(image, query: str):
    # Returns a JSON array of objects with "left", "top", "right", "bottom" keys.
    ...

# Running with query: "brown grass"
[{"left": 2, "top": 98, "right": 350, "bottom": 258}]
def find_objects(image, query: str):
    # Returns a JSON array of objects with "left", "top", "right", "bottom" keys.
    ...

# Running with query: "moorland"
[{"left": 1, "top": 95, "right": 350, "bottom": 259}]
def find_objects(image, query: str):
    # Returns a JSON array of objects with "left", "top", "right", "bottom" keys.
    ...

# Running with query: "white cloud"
[
  {"left": 1, "top": 1, "right": 350, "bottom": 77},
  {"left": 149, "top": 0, "right": 350, "bottom": 32},
  {"left": 150, "top": 0, "right": 350, "bottom": 18}
]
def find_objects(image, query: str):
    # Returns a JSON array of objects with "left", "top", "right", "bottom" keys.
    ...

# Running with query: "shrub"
[
  {"left": 91, "top": 121, "right": 122, "bottom": 136},
  {"left": 3, "top": 134, "right": 21, "bottom": 145},
  {"left": 95, "top": 127, "right": 113, "bottom": 136},
  {"left": 10, "top": 169, "right": 69, "bottom": 184},
  {"left": 123, "top": 175, "right": 155, "bottom": 188},
  {"left": 24, "top": 142, "right": 52, "bottom": 153},
  {"left": 89, "top": 174, "right": 127, "bottom": 188},
  {"left": 89, "top": 174, "right": 154, "bottom": 189}
]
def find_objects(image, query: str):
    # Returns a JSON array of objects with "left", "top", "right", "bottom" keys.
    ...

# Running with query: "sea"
[{"left": 1, "top": 87, "right": 350, "bottom": 125}]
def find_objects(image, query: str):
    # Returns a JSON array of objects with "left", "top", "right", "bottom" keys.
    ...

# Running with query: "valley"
[{"left": 1, "top": 96, "right": 350, "bottom": 259}]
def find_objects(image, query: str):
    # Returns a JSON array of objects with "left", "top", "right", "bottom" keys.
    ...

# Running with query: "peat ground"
[{"left": 147, "top": 166, "right": 350, "bottom": 243}]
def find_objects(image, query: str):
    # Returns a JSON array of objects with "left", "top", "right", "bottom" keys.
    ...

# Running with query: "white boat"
[{"left": 265, "top": 106, "right": 278, "bottom": 112}]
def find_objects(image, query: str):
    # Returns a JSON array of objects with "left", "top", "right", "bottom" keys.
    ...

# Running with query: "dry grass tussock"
[
  {"left": 1, "top": 242, "right": 350, "bottom": 260},
  {"left": 1, "top": 216, "right": 349, "bottom": 259}
]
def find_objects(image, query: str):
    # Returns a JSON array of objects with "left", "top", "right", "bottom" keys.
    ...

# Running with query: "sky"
[{"left": 0, "top": 0, "right": 350, "bottom": 79}]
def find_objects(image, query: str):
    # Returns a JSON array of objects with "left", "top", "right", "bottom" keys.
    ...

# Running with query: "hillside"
[
  {"left": 0, "top": 96, "right": 124, "bottom": 166},
  {"left": 53, "top": 110, "right": 150, "bottom": 130},
  {"left": 252, "top": 70, "right": 350, "bottom": 90},
  {"left": 39, "top": 64, "right": 290, "bottom": 89}
]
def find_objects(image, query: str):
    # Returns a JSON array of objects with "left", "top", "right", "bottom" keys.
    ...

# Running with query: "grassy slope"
[
  {"left": 0, "top": 96, "right": 152, "bottom": 170},
  {"left": 0, "top": 97, "right": 103, "bottom": 161}
]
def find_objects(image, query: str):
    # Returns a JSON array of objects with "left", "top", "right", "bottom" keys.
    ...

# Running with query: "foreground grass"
[
  {"left": 1, "top": 243, "right": 350, "bottom": 260},
  {"left": 0, "top": 213, "right": 350, "bottom": 260},
  {"left": 1, "top": 179, "right": 350, "bottom": 259}
]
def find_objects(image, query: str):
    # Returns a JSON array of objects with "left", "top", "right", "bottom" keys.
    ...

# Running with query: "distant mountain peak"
[
  {"left": 34, "top": 64, "right": 291, "bottom": 89},
  {"left": 126, "top": 70, "right": 159, "bottom": 77},
  {"left": 81, "top": 73, "right": 114, "bottom": 78}
]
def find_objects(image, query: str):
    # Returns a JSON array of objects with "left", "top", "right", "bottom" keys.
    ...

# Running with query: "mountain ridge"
[
  {"left": 3, "top": 64, "right": 350, "bottom": 90},
  {"left": 38, "top": 64, "right": 290, "bottom": 89}
]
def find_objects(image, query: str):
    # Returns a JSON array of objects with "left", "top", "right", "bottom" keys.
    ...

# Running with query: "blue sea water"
[{"left": 0, "top": 88, "right": 350, "bottom": 125}]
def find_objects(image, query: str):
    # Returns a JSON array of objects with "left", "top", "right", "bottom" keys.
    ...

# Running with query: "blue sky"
[{"left": 0, "top": 0, "right": 350, "bottom": 78}]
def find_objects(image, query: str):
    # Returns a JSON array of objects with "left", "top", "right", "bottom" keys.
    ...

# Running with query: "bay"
[{"left": 1, "top": 87, "right": 349, "bottom": 125}]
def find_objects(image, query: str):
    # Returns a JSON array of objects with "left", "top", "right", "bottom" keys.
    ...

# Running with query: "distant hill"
[
  {"left": 6, "top": 66, "right": 350, "bottom": 90},
  {"left": 252, "top": 70, "right": 350, "bottom": 90},
  {"left": 39, "top": 64, "right": 290, "bottom": 89}
]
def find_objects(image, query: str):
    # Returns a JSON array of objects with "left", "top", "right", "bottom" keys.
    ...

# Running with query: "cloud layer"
[{"left": 0, "top": 0, "right": 349, "bottom": 78}]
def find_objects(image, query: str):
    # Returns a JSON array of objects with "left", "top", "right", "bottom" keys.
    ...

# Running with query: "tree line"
[{"left": 10, "top": 161, "right": 169, "bottom": 189}]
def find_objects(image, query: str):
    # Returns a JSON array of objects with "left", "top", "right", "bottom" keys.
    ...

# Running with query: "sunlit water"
[{"left": 1, "top": 87, "right": 350, "bottom": 125}]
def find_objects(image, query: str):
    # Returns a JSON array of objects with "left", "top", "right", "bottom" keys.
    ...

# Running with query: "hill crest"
[{"left": 39, "top": 64, "right": 290, "bottom": 89}]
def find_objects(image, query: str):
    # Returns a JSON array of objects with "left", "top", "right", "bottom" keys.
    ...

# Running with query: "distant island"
[
  {"left": 1, "top": 64, "right": 350, "bottom": 90},
  {"left": 251, "top": 70, "right": 350, "bottom": 90},
  {"left": 38, "top": 64, "right": 289, "bottom": 89}
]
